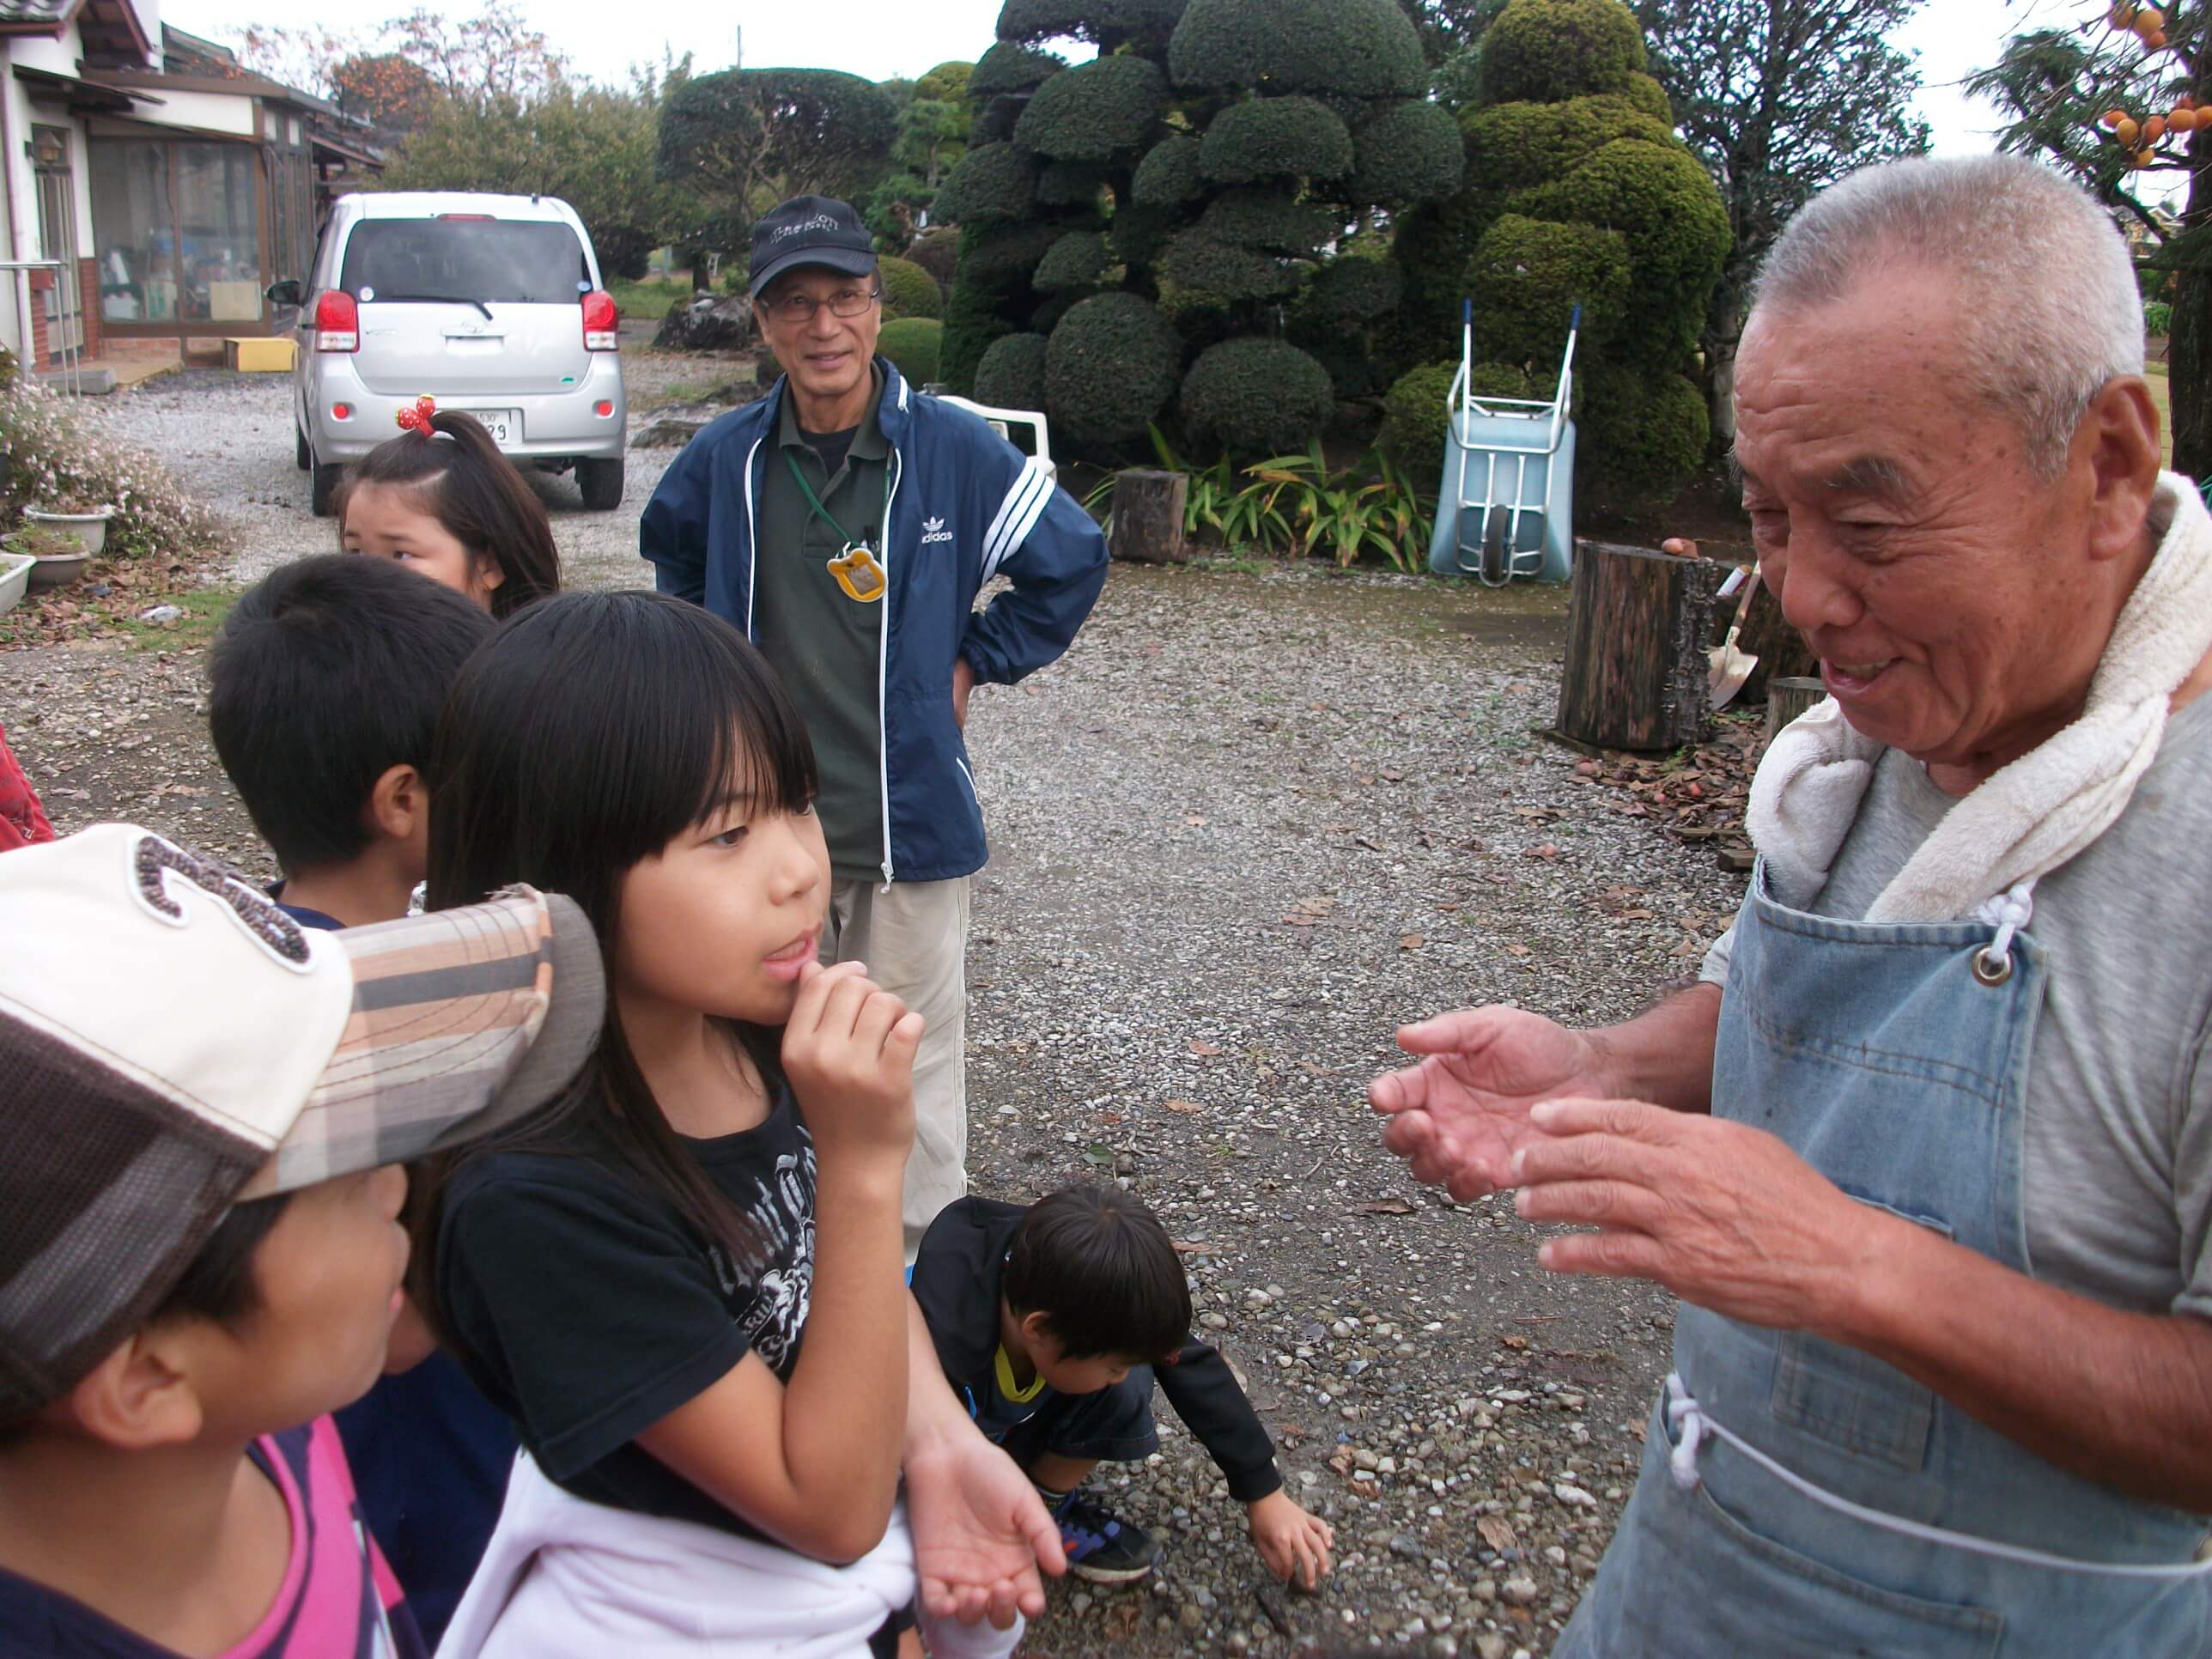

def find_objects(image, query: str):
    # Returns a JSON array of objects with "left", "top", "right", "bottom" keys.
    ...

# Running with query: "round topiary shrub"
[
  {"left": 1014, "top": 54, "right": 1168, "bottom": 161},
  {"left": 1464, "top": 214, "right": 1630, "bottom": 366},
  {"left": 1131, "top": 134, "right": 1205, "bottom": 206},
  {"left": 1199, "top": 187, "right": 1338, "bottom": 254},
  {"left": 1380, "top": 359, "right": 1534, "bottom": 465},
  {"left": 878, "top": 255, "right": 944, "bottom": 320},
  {"left": 1179, "top": 337, "right": 1334, "bottom": 454},
  {"left": 1297, "top": 253, "right": 1403, "bottom": 331},
  {"left": 996, "top": 0, "right": 1188, "bottom": 45},
  {"left": 1480, "top": 0, "right": 1646, "bottom": 105},
  {"left": 973, "top": 330, "right": 1050, "bottom": 410},
  {"left": 878, "top": 317, "right": 945, "bottom": 386},
  {"left": 940, "top": 279, "right": 1018, "bottom": 395},
  {"left": 1169, "top": 0, "right": 1425, "bottom": 99},
  {"left": 1200, "top": 96, "right": 1353, "bottom": 186},
  {"left": 1159, "top": 230, "right": 1301, "bottom": 301},
  {"left": 1044, "top": 292, "right": 1184, "bottom": 444},
  {"left": 961, "top": 219, "right": 1067, "bottom": 284},
  {"left": 1346, "top": 100, "right": 1465, "bottom": 205},
  {"left": 908, "top": 225, "right": 961, "bottom": 290},
  {"left": 970, "top": 41, "right": 1066, "bottom": 96},
  {"left": 1036, "top": 161, "right": 1111, "bottom": 207},
  {"left": 1034, "top": 229, "right": 1112, "bottom": 291},
  {"left": 1458, "top": 94, "right": 1672, "bottom": 209},
  {"left": 1109, "top": 200, "right": 1177, "bottom": 267},
  {"left": 933, "top": 142, "right": 1037, "bottom": 226},
  {"left": 1579, "top": 366, "right": 1706, "bottom": 502},
  {"left": 1620, "top": 72, "right": 1670, "bottom": 122}
]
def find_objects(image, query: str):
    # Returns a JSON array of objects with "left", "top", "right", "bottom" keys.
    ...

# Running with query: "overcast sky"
[{"left": 161, "top": 0, "right": 2079, "bottom": 160}]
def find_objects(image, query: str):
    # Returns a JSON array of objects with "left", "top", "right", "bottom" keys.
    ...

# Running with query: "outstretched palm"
[
  {"left": 907, "top": 1434, "right": 1066, "bottom": 1631},
  {"left": 1368, "top": 1007, "right": 1613, "bottom": 1199}
]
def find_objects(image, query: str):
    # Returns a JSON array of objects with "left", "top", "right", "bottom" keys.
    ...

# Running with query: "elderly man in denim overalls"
[{"left": 1373, "top": 154, "right": 2212, "bottom": 1654}]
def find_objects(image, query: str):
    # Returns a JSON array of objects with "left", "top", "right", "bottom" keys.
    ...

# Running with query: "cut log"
[
  {"left": 1765, "top": 676, "right": 1826, "bottom": 742},
  {"left": 1555, "top": 539, "right": 1726, "bottom": 751},
  {"left": 1735, "top": 575, "right": 1817, "bottom": 702},
  {"left": 1109, "top": 468, "right": 1189, "bottom": 564}
]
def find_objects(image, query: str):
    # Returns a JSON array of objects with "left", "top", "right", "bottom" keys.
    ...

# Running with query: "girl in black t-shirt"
[{"left": 408, "top": 591, "right": 932, "bottom": 1652}]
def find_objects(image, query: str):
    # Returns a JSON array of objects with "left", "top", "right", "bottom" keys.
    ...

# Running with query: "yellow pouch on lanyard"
[{"left": 828, "top": 544, "right": 886, "bottom": 603}]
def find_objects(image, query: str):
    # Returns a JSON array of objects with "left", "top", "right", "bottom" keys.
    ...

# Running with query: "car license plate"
[{"left": 459, "top": 410, "right": 518, "bottom": 445}]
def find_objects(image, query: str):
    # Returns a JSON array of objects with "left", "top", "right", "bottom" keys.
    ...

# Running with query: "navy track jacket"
[{"left": 641, "top": 358, "right": 1109, "bottom": 884}]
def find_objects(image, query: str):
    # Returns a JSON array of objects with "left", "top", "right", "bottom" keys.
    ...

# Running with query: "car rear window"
[{"left": 340, "top": 218, "right": 590, "bottom": 305}]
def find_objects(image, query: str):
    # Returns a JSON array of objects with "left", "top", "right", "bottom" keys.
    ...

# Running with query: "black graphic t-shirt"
[{"left": 436, "top": 1082, "right": 817, "bottom": 1540}]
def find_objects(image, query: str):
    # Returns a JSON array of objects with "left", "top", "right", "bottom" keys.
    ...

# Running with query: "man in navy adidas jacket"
[{"left": 641, "top": 195, "right": 1108, "bottom": 1255}]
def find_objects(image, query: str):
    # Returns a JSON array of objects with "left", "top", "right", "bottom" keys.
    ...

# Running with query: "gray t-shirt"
[{"left": 1701, "top": 695, "right": 2212, "bottom": 1320}]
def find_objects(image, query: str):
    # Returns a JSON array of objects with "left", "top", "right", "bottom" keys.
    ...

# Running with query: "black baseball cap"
[{"left": 750, "top": 196, "right": 878, "bottom": 300}]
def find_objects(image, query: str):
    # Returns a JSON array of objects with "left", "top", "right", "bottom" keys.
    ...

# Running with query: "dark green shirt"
[{"left": 755, "top": 374, "right": 890, "bottom": 880}]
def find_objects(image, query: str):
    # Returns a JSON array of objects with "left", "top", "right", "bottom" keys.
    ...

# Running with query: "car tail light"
[
  {"left": 314, "top": 290, "right": 358, "bottom": 353},
  {"left": 593, "top": 398, "right": 614, "bottom": 417},
  {"left": 331, "top": 402, "right": 352, "bottom": 421},
  {"left": 581, "top": 289, "right": 618, "bottom": 352}
]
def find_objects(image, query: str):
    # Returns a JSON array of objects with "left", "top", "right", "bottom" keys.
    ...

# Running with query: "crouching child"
[{"left": 912, "top": 1187, "right": 1335, "bottom": 1589}]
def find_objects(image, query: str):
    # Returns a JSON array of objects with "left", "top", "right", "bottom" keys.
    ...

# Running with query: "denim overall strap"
[{"left": 1556, "top": 863, "right": 2212, "bottom": 1659}]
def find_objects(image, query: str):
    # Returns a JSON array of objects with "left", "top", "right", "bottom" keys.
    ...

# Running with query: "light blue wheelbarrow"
[{"left": 1427, "top": 299, "right": 1579, "bottom": 585}]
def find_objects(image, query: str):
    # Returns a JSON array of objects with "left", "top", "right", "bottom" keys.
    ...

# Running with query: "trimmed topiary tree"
[
  {"left": 1034, "top": 229, "right": 1113, "bottom": 291},
  {"left": 1379, "top": 359, "right": 1535, "bottom": 467},
  {"left": 1044, "top": 292, "right": 1184, "bottom": 443},
  {"left": 1015, "top": 55, "right": 1167, "bottom": 161},
  {"left": 1179, "top": 337, "right": 1335, "bottom": 453},
  {"left": 1168, "top": 0, "right": 1425, "bottom": 97},
  {"left": 1199, "top": 97, "right": 1353, "bottom": 186},
  {"left": 1389, "top": 0, "right": 1725, "bottom": 502},
  {"left": 1346, "top": 100, "right": 1466, "bottom": 206},
  {"left": 933, "top": 142, "right": 1037, "bottom": 225},
  {"left": 879, "top": 317, "right": 945, "bottom": 385},
  {"left": 973, "top": 331, "right": 1051, "bottom": 410},
  {"left": 1130, "top": 134, "right": 1204, "bottom": 206},
  {"left": 878, "top": 255, "right": 945, "bottom": 320},
  {"left": 996, "top": 0, "right": 1187, "bottom": 48}
]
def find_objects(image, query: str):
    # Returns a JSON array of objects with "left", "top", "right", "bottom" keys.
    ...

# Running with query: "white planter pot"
[
  {"left": 0, "top": 550, "right": 31, "bottom": 613},
  {"left": 24, "top": 507, "right": 112, "bottom": 556}
]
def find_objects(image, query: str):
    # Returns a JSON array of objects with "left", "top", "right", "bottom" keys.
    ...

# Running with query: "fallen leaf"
[
  {"left": 1355, "top": 836, "right": 1382, "bottom": 852},
  {"left": 1189, "top": 1040, "right": 1223, "bottom": 1057},
  {"left": 1328, "top": 1449, "right": 1355, "bottom": 1477},
  {"left": 1476, "top": 1516, "right": 1521, "bottom": 1555},
  {"left": 1399, "top": 933, "right": 1425, "bottom": 951},
  {"left": 1082, "top": 1141, "right": 1115, "bottom": 1167},
  {"left": 1500, "top": 1334, "right": 1529, "bottom": 1352},
  {"left": 1162, "top": 1098, "right": 1204, "bottom": 1114},
  {"left": 1172, "top": 1240, "right": 1216, "bottom": 1255},
  {"left": 1098, "top": 1111, "right": 1125, "bottom": 1127},
  {"left": 1624, "top": 1419, "right": 1648, "bottom": 1443},
  {"left": 1503, "top": 942, "right": 1533, "bottom": 958},
  {"left": 1184, "top": 813, "right": 1207, "bottom": 827},
  {"left": 1358, "top": 1197, "right": 1414, "bottom": 1215},
  {"left": 1379, "top": 767, "right": 1404, "bottom": 781},
  {"left": 1105, "top": 1601, "right": 1142, "bottom": 1640}
]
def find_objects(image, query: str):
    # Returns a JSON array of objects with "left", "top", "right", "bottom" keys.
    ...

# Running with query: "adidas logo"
[{"left": 921, "top": 515, "right": 954, "bottom": 544}]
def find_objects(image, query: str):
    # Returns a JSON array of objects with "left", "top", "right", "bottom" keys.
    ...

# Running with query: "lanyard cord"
[{"left": 784, "top": 449, "right": 886, "bottom": 549}]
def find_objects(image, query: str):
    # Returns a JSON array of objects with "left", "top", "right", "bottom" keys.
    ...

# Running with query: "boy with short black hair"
[
  {"left": 912, "top": 1186, "right": 1335, "bottom": 1589},
  {"left": 209, "top": 551, "right": 492, "bottom": 930},
  {"left": 0, "top": 823, "right": 600, "bottom": 1658}
]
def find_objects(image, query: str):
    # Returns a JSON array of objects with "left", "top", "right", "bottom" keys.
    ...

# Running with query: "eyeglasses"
[{"left": 760, "top": 285, "right": 881, "bottom": 325}]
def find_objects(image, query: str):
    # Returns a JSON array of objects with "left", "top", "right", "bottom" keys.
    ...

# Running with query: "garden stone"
[{"left": 653, "top": 294, "right": 753, "bottom": 352}]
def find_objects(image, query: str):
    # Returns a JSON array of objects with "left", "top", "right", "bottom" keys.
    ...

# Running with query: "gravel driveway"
[{"left": 3, "top": 368, "right": 1753, "bottom": 1658}]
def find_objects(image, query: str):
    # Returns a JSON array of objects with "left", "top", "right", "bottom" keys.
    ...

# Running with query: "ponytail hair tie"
[{"left": 395, "top": 395, "right": 451, "bottom": 438}]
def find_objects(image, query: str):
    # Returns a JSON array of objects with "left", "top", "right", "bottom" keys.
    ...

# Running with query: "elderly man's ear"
[{"left": 2077, "top": 376, "right": 2165, "bottom": 566}]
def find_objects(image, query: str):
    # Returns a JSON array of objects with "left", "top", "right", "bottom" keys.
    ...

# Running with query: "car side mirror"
[{"left": 264, "top": 278, "right": 304, "bottom": 307}]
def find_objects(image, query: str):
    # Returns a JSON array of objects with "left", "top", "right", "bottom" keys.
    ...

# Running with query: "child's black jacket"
[{"left": 910, "top": 1196, "right": 1283, "bottom": 1503}]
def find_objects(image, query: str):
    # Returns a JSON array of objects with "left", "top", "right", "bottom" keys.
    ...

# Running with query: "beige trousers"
[{"left": 818, "top": 875, "right": 970, "bottom": 1260}]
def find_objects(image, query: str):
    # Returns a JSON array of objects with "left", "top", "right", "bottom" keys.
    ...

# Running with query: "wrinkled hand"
[
  {"left": 1248, "top": 1489, "right": 1334, "bottom": 1590},
  {"left": 953, "top": 657, "right": 976, "bottom": 731},
  {"left": 1368, "top": 1007, "right": 1616, "bottom": 1200},
  {"left": 781, "top": 959, "right": 922, "bottom": 1164},
  {"left": 907, "top": 1431, "right": 1066, "bottom": 1629},
  {"left": 1513, "top": 1097, "right": 1885, "bottom": 1334}
]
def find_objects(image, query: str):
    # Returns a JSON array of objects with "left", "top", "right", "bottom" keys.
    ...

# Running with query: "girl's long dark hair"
[
  {"left": 409, "top": 592, "right": 818, "bottom": 1328},
  {"left": 337, "top": 410, "right": 562, "bottom": 617}
]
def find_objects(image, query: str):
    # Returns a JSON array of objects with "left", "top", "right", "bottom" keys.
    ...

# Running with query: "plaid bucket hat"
[{"left": 0, "top": 823, "right": 604, "bottom": 1419}]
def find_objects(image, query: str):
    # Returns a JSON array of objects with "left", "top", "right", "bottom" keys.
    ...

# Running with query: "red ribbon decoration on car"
[{"left": 395, "top": 395, "right": 438, "bottom": 434}]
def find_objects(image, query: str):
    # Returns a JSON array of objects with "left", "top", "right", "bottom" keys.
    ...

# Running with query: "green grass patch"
[
  {"left": 118, "top": 585, "right": 240, "bottom": 653},
  {"left": 609, "top": 277, "right": 690, "bottom": 320}
]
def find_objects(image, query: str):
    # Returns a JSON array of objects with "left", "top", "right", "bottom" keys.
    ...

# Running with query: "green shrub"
[
  {"left": 972, "top": 331, "right": 1051, "bottom": 409},
  {"left": 940, "top": 276, "right": 1017, "bottom": 394},
  {"left": 1620, "top": 71, "right": 1670, "bottom": 122},
  {"left": 1200, "top": 96, "right": 1353, "bottom": 185},
  {"left": 961, "top": 219, "right": 1066, "bottom": 284},
  {"left": 878, "top": 317, "right": 945, "bottom": 385},
  {"left": 1297, "top": 254, "right": 1403, "bottom": 331},
  {"left": 933, "top": 142, "right": 1036, "bottom": 225},
  {"left": 1036, "top": 161, "right": 1111, "bottom": 207},
  {"left": 1346, "top": 100, "right": 1465, "bottom": 204},
  {"left": 970, "top": 41, "right": 1066, "bottom": 96},
  {"left": 1457, "top": 94, "right": 1673, "bottom": 212},
  {"left": 1044, "top": 292, "right": 1184, "bottom": 443},
  {"left": 908, "top": 225, "right": 961, "bottom": 289},
  {"left": 1131, "top": 134, "right": 1205, "bottom": 206},
  {"left": 1035, "top": 229, "right": 1112, "bottom": 291},
  {"left": 1169, "top": 0, "right": 1425, "bottom": 99},
  {"left": 1108, "top": 200, "right": 1178, "bottom": 267},
  {"left": 1512, "top": 137, "right": 1729, "bottom": 371},
  {"left": 1464, "top": 214, "right": 1629, "bottom": 365},
  {"left": 1578, "top": 365, "right": 1705, "bottom": 503},
  {"left": 1480, "top": 0, "right": 1645, "bottom": 104},
  {"left": 996, "top": 0, "right": 1188, "bottom": 45},
  {"left": 1199, "top": 187, "right": 1338, "bottom": 254},
  {"left": 916, "top": 60, "right": 975, "bottom": 102},
  {"left": 1015, "top": 54, "right": 1168, "bottom": 161},
  {"left": 1160, "top": 231, "right": 1302, "bottom": 301},
  {"left": 1378, "top": 359, "right": 1534, "bottom": 465},
  {"left": 1178, "top": 337, "right": 1335, "bottom": 454},
  {"left": 878, "top": 255, "right": 945, "bottom": 320},
  {"left": 2147, "top": 300, "right": 2174, "bottom": 336}
]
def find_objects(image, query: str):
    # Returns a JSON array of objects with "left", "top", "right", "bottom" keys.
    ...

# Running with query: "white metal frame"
[
  {"left": 936, "top": 395, "right": 1054, "bottom": 477},
  {"left": 1443, "top": 298, "right": 1577, "bottom": 586},
  {"left": 0, "top": 259, "right": 81, "bottom": 395}
]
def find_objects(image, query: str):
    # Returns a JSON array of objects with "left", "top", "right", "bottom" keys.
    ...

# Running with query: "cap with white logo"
[{"left": 749, "top": 194, "right": 877, "bottom": 300}]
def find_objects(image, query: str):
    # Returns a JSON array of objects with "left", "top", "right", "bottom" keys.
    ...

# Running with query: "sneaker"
[{"left": 1054, "top": 1490, "right": 1164, "bottom": 1584}]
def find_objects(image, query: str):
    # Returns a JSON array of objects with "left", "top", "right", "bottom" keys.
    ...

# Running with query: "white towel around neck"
[{"left": 1744, "top": 472, "right": 2212, "bottom": 921}]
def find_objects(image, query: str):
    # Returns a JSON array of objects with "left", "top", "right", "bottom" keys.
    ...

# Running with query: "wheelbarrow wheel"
[{"left": 1480, "top": 506, "right": 1511, "bottom": 585}]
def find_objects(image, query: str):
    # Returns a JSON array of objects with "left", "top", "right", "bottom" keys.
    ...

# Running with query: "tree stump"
[
  {"left": 1735, "top": 576, "right": 1817, "bottom": 702},
  {"left": 1109, "top": 469, "right": 1189, "bottom": 563},
  {"left": 1555, "top": 539, "right": 1726, "bottom": 751},
  {"left": 1765, "top": 676, "right": 1826, "bottom": 742}
]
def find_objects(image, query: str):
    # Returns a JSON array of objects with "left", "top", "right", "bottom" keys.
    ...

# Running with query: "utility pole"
[{"left": 734, "top": 25, "right": 743, "bottom": 70}]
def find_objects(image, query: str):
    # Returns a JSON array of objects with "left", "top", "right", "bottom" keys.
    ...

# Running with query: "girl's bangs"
[{"left": 693, "top": 663, "right": 818, "bottom": 830}]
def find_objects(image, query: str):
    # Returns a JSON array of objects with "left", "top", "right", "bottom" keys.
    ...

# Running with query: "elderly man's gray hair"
[{"left": 1752, "top": 154, "right": 2144, "bottom": 478}]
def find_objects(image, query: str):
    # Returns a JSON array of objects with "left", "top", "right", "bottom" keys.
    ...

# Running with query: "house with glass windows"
[{"left": 0, "top": 0, "right": 380, "bottom": 377}]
